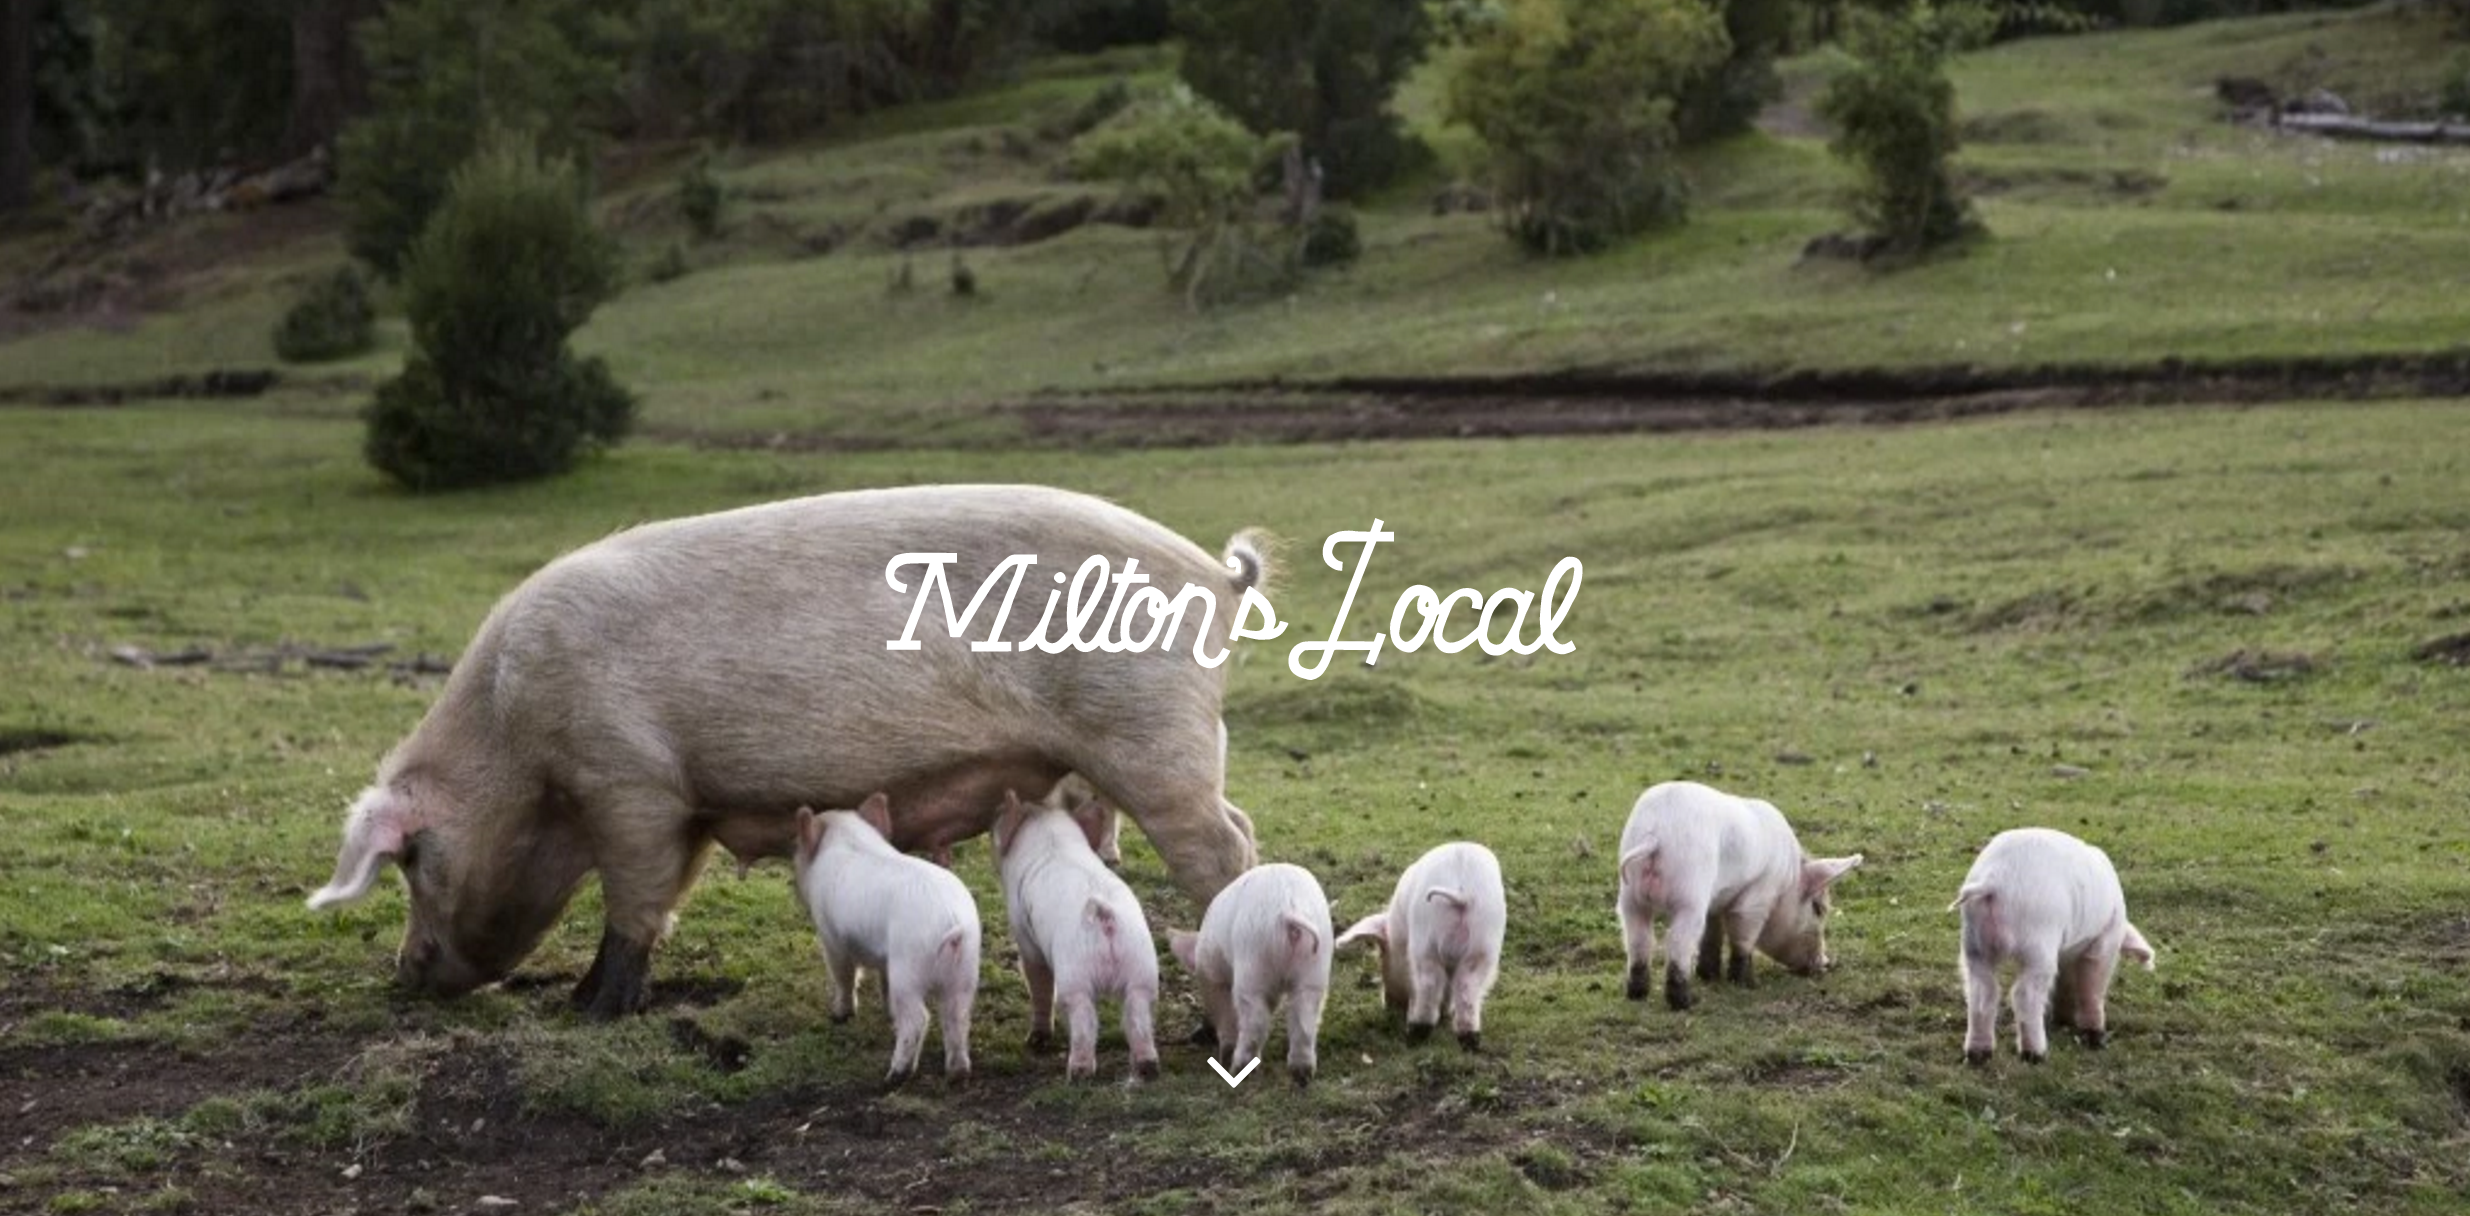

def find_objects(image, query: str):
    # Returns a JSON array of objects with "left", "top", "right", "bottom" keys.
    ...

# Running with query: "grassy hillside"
[
  {"left": 4, "top": 395, "right": 2468, "bottom": 1214},
  {"left": 5, "top": 6, "right": 2470, "bottom": 440}
]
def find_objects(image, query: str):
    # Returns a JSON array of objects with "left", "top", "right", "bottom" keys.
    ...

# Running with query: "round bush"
[
  {"left": 272, "top": 267, "right": 377, "bottom": 363},
  {"left": 1299, "top": 207, "right": 1361, "bottom": 268},
  {"left": 363, "top": 132, "right": 634, "bottom": 491}
]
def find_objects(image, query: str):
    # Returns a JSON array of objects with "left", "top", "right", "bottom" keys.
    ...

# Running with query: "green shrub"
[
  {"left": 1674, "top": 0, "right": 1792, "bottom": 144},
  {"left": 1446, "top": 0, "right": 1731, "bottom": 256},
  {"left": 363, "top": 133, "right": 633, "bottom": 491},
  {"left": 1298, "top": 206, "right": 1361, "bottom": 268},
  {"left": 271, "top": 267, "right": 376, "bottom": 363},
  {"left": 337, "top": 0, "right": 618, "bottom": 278},
  {"left": 678, "top": 152, "right": 724, "bottom": 238},
  {"left": 1173, "top": 0, "right": 1433, "bottom": 198},
  {"left": 1816, "top": 1, "right": 1993, "bottom": 256},
  {"left": 1071, "top": 85, "right": 1291, "bottom": 306},
  {"left": 2442, "top": 56, "right": 2470, "bottom": 120}
]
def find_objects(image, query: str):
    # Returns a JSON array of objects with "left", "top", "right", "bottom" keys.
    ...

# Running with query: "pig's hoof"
[
  {"left": 1187, "top": 1023, "right": 1218, "bottom": 1048},
  {"left": 2078, "top": 1029, "right": 2109, "bottom": 1051},
  {"left": 1456, "top": 1031, "right": 1481, "bottom": 1054},
  {"left": 1624, "top": 965, "right": 1650, "bottom": 1002},
  {"left": 1963, "top": 1049, "right": 1992, "bottom": 1067},
  {"left": 830, "top": 1010, "right": 852, "bottom": 1026},
  {"left": 2021, "top": 1050, "right": 2047, "bottom": 1066},
  {"left": 1663, "top": 972, "right": 1696, "bottom": 1012},
  {"left": 946, "top": 1066, "right": 973, "bottom": 1086},
  {"left": 882, "top": 1066, "right": 916, "bottom": 1091},
  {"left": 1135, "top": 1059, "right": 1161, "bottom": 1082},
  {"left": 1405, "top": 1021, "right": 1435, "bottom": 1045},
  {"left": 1288, "top": 1066, "right": 1313, "bottom": 1088},
  {"left": 1066, "top": 1061, "right": 1098, "bottom": 1083},
  {"left": 1026, "top": 1029, "right": 1055, "bottom": 1054}
]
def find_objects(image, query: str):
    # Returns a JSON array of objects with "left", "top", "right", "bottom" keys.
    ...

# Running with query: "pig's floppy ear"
[
  {"left": 1335, "top": 913, "right": 1389, "bottom": 952},
  {"left": 1067, "top": 796, "right": 1111, "bottom": 856},
  {"left": 796, "top": 806, "right": 825, "bottom": 857},
  {"left": 1802, "top": 853, "right": 1865, "bottom": 896},
  {"left": 1168, "top": 929, "right": 1199, "bottom": 971},
  {"left": 857, "top": 792, "right": 894, "bottom": 839},
  {"left": 307, "top": 787, "right": 415, "bottom": 910}
]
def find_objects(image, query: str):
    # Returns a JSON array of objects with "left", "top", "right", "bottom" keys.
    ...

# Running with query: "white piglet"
[
  {"left": 1616, "top": 781, "right": 1864, "bottom": 1011},
  {"left": 1336, "top": 842, "right": 1507, "bottom": 1051},
  {"left": 793, "top": 794, "right": 982, "bottom": 1085},
  {"left": 1951, "top": 827, "right": 2156, "bottom": 1065},
  {"left": 1169, "top": 862, "right": 1334, "bottom": 1086},
  {"left": 991, "top": 790, "right": 1162, "bottom": 1081}
]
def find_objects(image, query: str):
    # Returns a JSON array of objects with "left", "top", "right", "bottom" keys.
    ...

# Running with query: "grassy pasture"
[
  {"left": 3, "top": 396, "right": 2467, "bottom": 1214},
  {"left": 5, "top": 7, "right": 2470, "bottom": 439}
]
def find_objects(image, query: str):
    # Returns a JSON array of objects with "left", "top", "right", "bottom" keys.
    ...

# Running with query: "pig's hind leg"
[
  {"left": 1124, "top": 981, "right": 1161, "bottom": 1080},
  {"left": 1661, "top": 904, "right": 1711, "bottom": 1012},
  {"left": 1619, "top": 891, "right": 1658, "bottom": 1003},
  {"left": 884, "top": 970, "right": 932, "bottom": 1088},
  {"left": 1404, "top": 949, "right": 1447, "bottom": 1043},
  {"left": 1018, "top": 940, "right": 1058, "bottom": 1052},
  {"left": 2008, "top": 947, "right": 2059, "bottom": 1064},
  {"left": 2071, "top": 949, "right": 2119, "bottom": 1050},
  {"left": 938, "top": 976, "right": 976, "bottom": 1081},
  {"left": 1061, "top": 984, "right": 1101, "bottom": 1080}
]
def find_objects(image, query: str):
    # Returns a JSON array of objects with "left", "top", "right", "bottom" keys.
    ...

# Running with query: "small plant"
[
  {"left": 678, "top": 150, "right": 724, "bottom": 239},
  {"left": 1070, "top": 84, "right": 1290, "bottom": 307},
  {"left": 1816, "top": 1, "right": 1994, "bottom": 257},
  {"left": 363, "top": 130, "right": 634, "bottom": 491},
  {"left": 272, "top": 267, "right": 377, "bottom": 363},
  {"left": 647, "top": 242, "right": 691, "bottom": 284},
  {"left": 1298, "top": 206, "right": 1361, "bottom": 268},
  {"left": 2441, "top": 56, "right": 2470, "bottom": 121},
  {"left": 1447, "top": 0, "right": 1732, "bottom": 255}
]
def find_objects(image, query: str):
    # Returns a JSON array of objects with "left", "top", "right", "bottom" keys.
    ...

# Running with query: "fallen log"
[{"left": 2274, "top": 112, "right": 2470, "bottom": 145}]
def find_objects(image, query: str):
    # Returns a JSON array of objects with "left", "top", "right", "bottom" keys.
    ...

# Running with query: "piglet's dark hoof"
[
  {"left": 2022, "top": 1050, "right": 2047, "bottom": 1066},
  {"left": 881, "top": 1066, "right": 917, "bottom": 1092},
  {"left": 572, "top": 929, "right": 653, "bottom": 1020},
  {"left": 1664, "top": 974, "right": 1696, "bottom": 1012},
  {"left": 1188, "top": 1023, "right": 1218, "bottom": 1048},
  {"left": 1026, "top": 1029, "right": 1055, "bottom": 1054},
  {"left": 1135, "top": 1059, "right": 1161, "bottom": 1081},
  {"left": 945, "top": 1067, "right": 973, "bottom": 1086},
  {"left": 1964, "top": 1049, "right": 1992, "bottom": 1067},
  {"left": 1624, "top": 965, "right": 1650, "bottom": 1002},
  {"left": 830, "top": 1010, "right": 853, "bottom": 1026},
  {"left": 1456, "top": 1031, "right": 1481, "bottom": 1054},
  {"left": 2078, "top": 1029, "right": 2109, "bottom": 1050},
  {"left": 1288, "top": 1066, "right": 1313, "bottom": 1089},
  {"left": 1405, "top": 1021, "right": 1435, "bottom": 1045}
]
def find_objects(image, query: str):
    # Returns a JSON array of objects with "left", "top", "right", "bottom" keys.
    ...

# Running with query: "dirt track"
[{"left": 9, "top": 350, "right": 2470, "bottom": 451}]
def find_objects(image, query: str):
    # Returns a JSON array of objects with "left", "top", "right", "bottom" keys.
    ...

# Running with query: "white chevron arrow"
[{"left": 1207, "top": 1055, "right": 1261, "bottom": 1088}]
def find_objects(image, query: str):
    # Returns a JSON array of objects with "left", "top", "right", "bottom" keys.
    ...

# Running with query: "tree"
[
  {"left": 1447, "top": 0, "right": 1731, "bottom": 255},
  {"left": 2, "top": 0, "right": 36, "bottom": 210},
  {"left": 1817, "top": 1, "right": 1991, "bottom": 256},
  {"left": 364, "top": 131, "right": 633, "bottom": 490},
  {"left": 280, "top": 0, "right": 383, "bottom": 158},
  {"left": 337, "top": 0, "right": 619, "bottom": 277},
  {"left": 1173, "top": 0, "right": 1432, "bottom": 198}
]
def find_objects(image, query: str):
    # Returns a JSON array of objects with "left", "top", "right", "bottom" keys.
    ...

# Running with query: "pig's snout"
[{"left": 395, "top": 933, "right": 485, "bottom": 998}]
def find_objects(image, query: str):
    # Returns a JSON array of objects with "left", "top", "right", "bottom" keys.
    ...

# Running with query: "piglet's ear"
[
  {"left": 796, "top": 807, "right": 825, "bottom": 857},
  {"left": 1168, "top": 929, "right": 1200, "bottom": 972},
  {"left": 307, "top": 787, "right": 412, "bottom": 911},
  {"left": 1802, "top": 853, "right": 1865, "bottom": 896},
  {"left": 857, "top": 792, "right": 894, "bottom": 840},
  {"left": 1067, "top": 796, "right": 1111, "bottom": 856}
]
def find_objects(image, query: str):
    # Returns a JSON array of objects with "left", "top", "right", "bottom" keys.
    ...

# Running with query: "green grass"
[
  {"left": 3, "top": 396, "right": 2467, "bottom": 1213},
  {"left": 7, "top": 8, "right": 2470, "bottom": 433}
]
